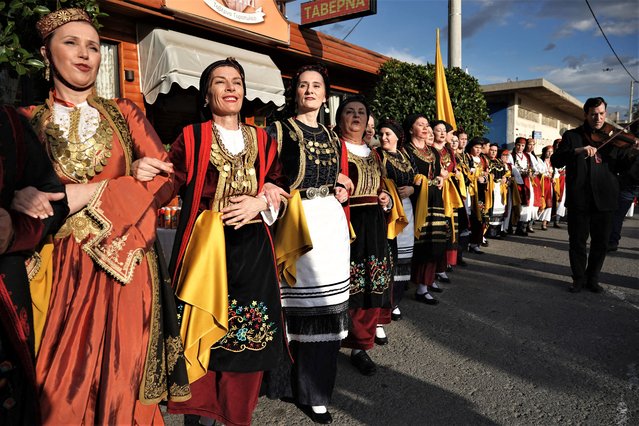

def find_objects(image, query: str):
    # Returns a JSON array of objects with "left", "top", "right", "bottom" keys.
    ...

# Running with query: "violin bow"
[{"left": 596, "top": 116, "right": 639, "bottom": 150}]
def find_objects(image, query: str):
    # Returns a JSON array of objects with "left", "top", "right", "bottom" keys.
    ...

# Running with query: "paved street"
[{"left": 166, "top": 214, "right": 639, "bottom": 425}]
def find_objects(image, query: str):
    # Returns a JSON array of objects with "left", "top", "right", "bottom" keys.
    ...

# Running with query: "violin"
[{"left": 589, "top": 118, "right": 639, "bottom": 150}]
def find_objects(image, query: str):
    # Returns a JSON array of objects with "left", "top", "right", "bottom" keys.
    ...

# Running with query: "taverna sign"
[{"left": 300, "top": 0, "right": 377, "bottom": 28}]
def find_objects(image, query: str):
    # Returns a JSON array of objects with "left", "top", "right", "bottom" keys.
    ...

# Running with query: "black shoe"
[
  {"left": 527, "top": 227, "right": 535, "bottom": 233},
  {"left": 481, "top": 240, "right": 489, "bottom": 247},
  {"left": 374, "top": 336, "right": 388, "bottom": 346},
  {"left": 515, "top": 229, "right": 528, "bottom": 236},
  {"left": 350, "top": 351, "right": 377, "bottom": 376},
  {"left": 415, "top": 292, "right": 439, "bottom": 305},
  {"left": 436, "top": 274, "right": 451, "bottom": 283},
  {"left": 469, "top": 246, "right": 484, "bottom": 254},
  {"left": 391, "top": 312, "right": 402, "bottom": 321},
  {"left": 553, "top": 222, "right": 561, "bottom": 229},
  {"left": 499, "top": 231, "right": 508, "bottom": 237},
  {"left": 309, "top": 410, "right": 333, "bottom": 424},
  {"left": 446, "top": 265, "right": 453, "bottom": 273},
  {"left": 298, "top": 405, "right": 333, "bottom": 424},
  {"left": 587, "top": 282, "right": 604, "bottom": 293},
  {"left": 457, "top": 259, "right": 468, "bottom": 267},
  {"left": 429, "top": 286, "right": 444, "bottom": 293},
  {"left": 568, "top": 282, "right": 582, "bottom": 293}
]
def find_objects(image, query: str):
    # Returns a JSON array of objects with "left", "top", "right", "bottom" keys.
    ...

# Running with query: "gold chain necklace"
[
  {"left": 209, "top": 123, "right": 258, "bottom": 211},
  {"left": 384, "top": 149, "right": 413, "bottom": 173}
]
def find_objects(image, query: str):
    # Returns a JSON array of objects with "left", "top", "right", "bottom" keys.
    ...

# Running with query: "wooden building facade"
[{"left": 94, "top": 0, "right": 387, "bottom": 143}]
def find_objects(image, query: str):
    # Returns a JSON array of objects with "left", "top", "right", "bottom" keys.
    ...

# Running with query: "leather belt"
[{"left": 299, "top": 184, "right": 334, "bottom": 200}]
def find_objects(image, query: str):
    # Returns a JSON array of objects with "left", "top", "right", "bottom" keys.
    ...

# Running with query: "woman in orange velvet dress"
[{"left": 15, "top": 9, "right": 190, "bottom": 424}]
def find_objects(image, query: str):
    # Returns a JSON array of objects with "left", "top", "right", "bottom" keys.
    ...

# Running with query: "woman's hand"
[
  {"left": 132, "top": 157, "right": 173, "bottom": 182},
  {"left": 11, "top": 187, "right": 65, "bottom": 219},
  {"left": 440, "top": 168, "right": 449, "bottom": 178},
  {"left": 221, "top": 195, "right": 268, "bottom": 229},
  {"left": 335, "top": 186, "right": 349, "bottom": 203},
  {"left": 436, "top": 177, "right": 444, "bottom": 190},
  {"left": 397, "top": 185, "right": 414, "bottom": 199},
  {"left": 260, "top": 182, "right": 290, "bottom": 212},
  {"left": 65, "top": 183, "right": 101, "bottom": 216},
  {"left": 378, "top": 191, "right": 391, "bottom": 209},
  {"left": 501, "top": 177, "right": 507, "bottom": 185},
  {"left": 337, "top": 173, "right": 354, "bottom": 194}
]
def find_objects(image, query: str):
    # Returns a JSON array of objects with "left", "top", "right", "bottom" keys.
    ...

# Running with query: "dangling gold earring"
[
  {"left": 44, "top": 61, "right": 50, "bottom": 81},
  {"left": 203, "top": 98, "right": 209, "bottom": 108}
]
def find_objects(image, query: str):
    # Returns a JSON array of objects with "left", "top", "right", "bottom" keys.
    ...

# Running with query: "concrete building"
[{"left": 482, "top": 78, "right": 584, "bottom": 153}]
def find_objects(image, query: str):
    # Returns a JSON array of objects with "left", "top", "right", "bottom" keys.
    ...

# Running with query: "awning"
[{"left": 138, "top": 27, "right": 285, "bottom": 106}]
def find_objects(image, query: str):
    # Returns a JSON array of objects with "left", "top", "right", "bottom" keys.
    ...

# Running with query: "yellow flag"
[{"left": 435, "top": 28, "right": 457, "bottom": 130}]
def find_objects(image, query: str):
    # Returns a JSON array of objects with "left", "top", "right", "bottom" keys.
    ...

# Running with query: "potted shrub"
[{"left": 0, "top": 0, "right": 105, "bottom": 103}]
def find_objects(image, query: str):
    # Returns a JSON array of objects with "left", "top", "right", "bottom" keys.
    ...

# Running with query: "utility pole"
[
  {"left": 448, "top": 0, "right": 461, "bottom": 69},
  {"left": 629, "top": 80, "right": 635, "bottom": 123}
]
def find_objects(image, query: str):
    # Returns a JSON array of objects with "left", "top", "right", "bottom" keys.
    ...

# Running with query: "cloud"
[
  {"left": 563, "top": 54, "right": 589, "bottom": 69},
  {"left": 463, "top": 0, "right": 516, "bottom": 39},
  {"left": 542, "top": 59, "right": 634, "bottom": 100},
  {"left": 602, "top": 55, "right": 639, "bottom": 69},
  {"left": 539, "top": 0, "right": 639, "bottom": 38},
  {"left": 381, "top": 48, "right": 428, "bottom": 65},
  {"left": 544, "top": 43, "right": 556, "bottom": 51}
]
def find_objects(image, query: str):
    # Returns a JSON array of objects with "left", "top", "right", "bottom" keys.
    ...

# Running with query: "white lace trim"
[
  {"left": 214, "top": 123, "right": 244, "bottom": 155},
  {"left": 52, "top": 101, "right": 100, "bottom": 143}
]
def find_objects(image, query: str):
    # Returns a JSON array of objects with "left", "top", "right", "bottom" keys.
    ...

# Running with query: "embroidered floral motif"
[
  {"left": 55, "top": 210, "right": 102, "bottom": 242},
  {"left": 212, "top": 298, "right": 276, "bottom": 353},
  {"left": 350, "top": 255, "right": 392, "bottom": 295}
]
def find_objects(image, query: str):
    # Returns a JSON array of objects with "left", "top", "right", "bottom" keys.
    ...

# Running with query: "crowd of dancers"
[{"left": 2, "top": 7, "right": 638, "bottom": 426}]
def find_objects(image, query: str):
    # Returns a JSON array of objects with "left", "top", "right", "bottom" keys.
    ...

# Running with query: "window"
[{"left": 96, "top": 42, "right": 120, "bottom": 99}]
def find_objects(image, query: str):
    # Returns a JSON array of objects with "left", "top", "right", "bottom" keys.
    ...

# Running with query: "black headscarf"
[{"left": 377, "top": 118, "right": 405, "bottom": 148}]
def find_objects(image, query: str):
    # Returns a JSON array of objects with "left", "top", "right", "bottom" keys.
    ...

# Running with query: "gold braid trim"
[
  {"left": 90, "top": 97, "right": 134, "bottom": 176},
  {"left": 139, "top": 249, "right": 191, "bottom": 404},
  {"left": 25, "top": 252, "right": 42, "bottom": 282},
  {"left": 349, "top": 149, "right": 382, "bottom": 198},
  {"left": 81, "top": 180, "right": 145, "bottom": 285}
]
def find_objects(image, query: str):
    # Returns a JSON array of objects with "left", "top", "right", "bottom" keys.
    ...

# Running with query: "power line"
[
  {"left": 584, "top": 0, "right": 638, "bottom": 82},
  {"left": 342, "top": 17, "right": 363, "bottom": 41}
]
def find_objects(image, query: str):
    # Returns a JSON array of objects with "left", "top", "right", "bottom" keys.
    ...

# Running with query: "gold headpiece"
[{"left": 36, "top": 8, "right": 92, "bottom": 40}]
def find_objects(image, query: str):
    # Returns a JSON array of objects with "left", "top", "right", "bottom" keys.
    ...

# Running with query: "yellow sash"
[
  {"left": 29, "top": 239, "right": 54, "bottom": 356},
  {"left": 175, "top": 211, "right": 228, "bottom": 384},
  {"left": 413, "top": 174, "right": 429, "bottom": 236},
  {"left": 274, "top": 190, "right": 313, "bottom": 287},
  {"left": 456, "top": 170, "right": 468, "bottom": 199},
  {"left": 442, "top": 177, "right": 463, "bottom": 242},
  {"left": 383, "top": 178, "right": 408, "bottom": 239},
  {"left": 486, "top": 174, "right": 494, "bottom": 211}
]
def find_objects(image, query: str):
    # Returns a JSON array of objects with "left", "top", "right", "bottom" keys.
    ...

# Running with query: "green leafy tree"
[
  {"left": 0, "top": 0, "right": 105, "bottom": 76},
  {"left": 368, "top": 59, "right": 490, "bottom": 138}
]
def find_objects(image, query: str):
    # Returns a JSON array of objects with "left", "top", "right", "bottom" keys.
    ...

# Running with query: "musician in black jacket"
[{"left": 551, "top": 97, "right": 637, "bottom": 293}]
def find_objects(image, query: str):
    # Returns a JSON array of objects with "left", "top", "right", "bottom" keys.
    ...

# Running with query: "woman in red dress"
[{"left": 16, "top": 9, "right": 189, "bottom": 424}]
